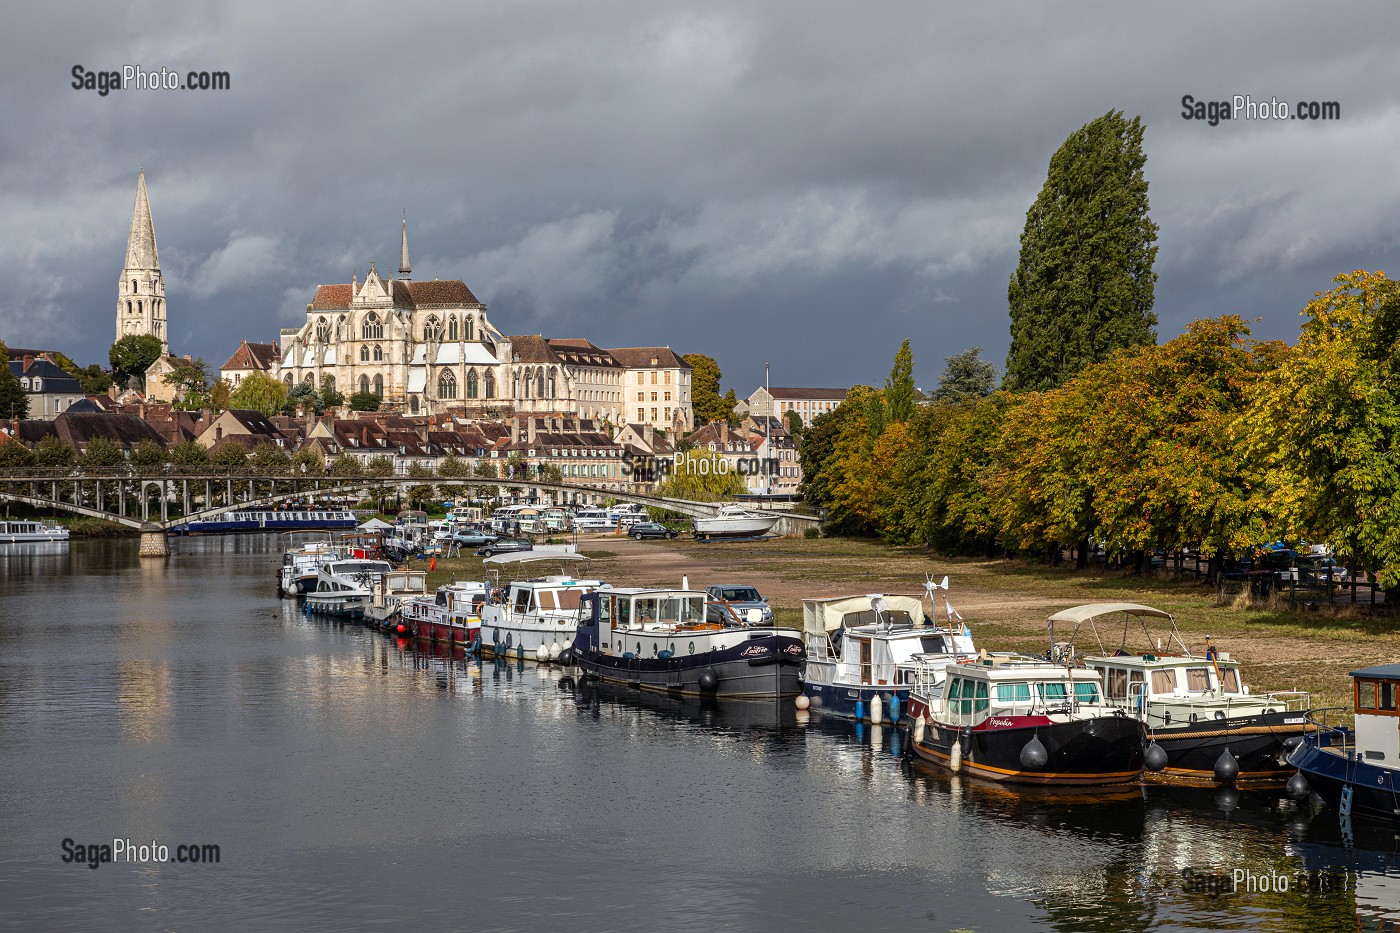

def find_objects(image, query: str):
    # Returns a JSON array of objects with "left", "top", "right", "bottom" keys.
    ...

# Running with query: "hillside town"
[{"left": 1, "top": 172, "right": 842, "bottom": 501}]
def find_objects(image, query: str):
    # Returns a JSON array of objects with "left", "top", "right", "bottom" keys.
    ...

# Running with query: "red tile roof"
[
  {"left": 220, "top": 341, "right": 280, "bottom": 372},
  {"left": 606, "top": 347, "right": 690, "bottom": 369}
]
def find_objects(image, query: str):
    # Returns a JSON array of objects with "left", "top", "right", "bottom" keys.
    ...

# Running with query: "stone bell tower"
[{"left": 116, "top": 169, "right": 169, "bottom": 350}]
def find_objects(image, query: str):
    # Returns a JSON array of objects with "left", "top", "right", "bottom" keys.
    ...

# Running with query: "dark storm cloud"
[{"left": 1, "top": 1, "right": 1397, "bottom": 394}]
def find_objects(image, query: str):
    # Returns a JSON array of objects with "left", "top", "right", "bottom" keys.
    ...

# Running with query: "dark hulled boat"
[
  {"left": 572, "top": 587, "right": 803, "bottom": 699},
  {"left": 905, "top": 655, "right": 1147, "bottom": 786},
  {"left": 1288, "top": 664, "right": 1400, "bottom": 821}
]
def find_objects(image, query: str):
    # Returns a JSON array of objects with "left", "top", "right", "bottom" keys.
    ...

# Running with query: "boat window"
[
  {"left": 995, "top": 683, "right": 1031, "bottom": 704},
  {"left": 1150, "top": 670, "right": 1177, "bottom": 694},
  {"left": 635, "top": 598, "right": 659, "bottom": 624},
  {"left": 1383, "top": 682, "right": 1398, "bottom": 712},
  {"left": 684, "top": 596, "right": 704, "bottom": 623},
  {"left": 513, "top": 589, "right": 531, "bottom": 614},
  {"left": 1221, "top": 668, "right": 1241, "bottom": 693},
  {"left": 1358, "top": 680, "right": 1378, "bottom": 711},
  {"left": 1038, "top": 682, "right": 1069, "bottom": 702},
  {"left": 947, "top": 679, "right": 962, "bottom": 701},
  {"left": 1104, "top": 668, "right": 1128, "bottom": 699},
  {"left": 974, "top": 681, "right": 989, "bottom": 713},
  {"left": 599, "top": 597, "right": 612, "bottom": 625},
  {"left": 557, "top": 589, "right": 583, "bottom": 610},
  {"left": 1074, "top": 683, "right": 1100, "bottom": 704},
  {"left": 536, "top": 591, "right": 558, "bottom": 611},
  {"left": 615, "top": 598, "right": 631, "bottom": 629},
  {"left": 920, "top": 635, "right": 948, "bottom": 654},
  {"left": 1186, "top": 668, "right": 1211, "bottom": 692}
]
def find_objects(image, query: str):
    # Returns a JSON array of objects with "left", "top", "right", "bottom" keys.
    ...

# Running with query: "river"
[{"left": 0, "top": 536, "right": 1392, "bottom": 931}]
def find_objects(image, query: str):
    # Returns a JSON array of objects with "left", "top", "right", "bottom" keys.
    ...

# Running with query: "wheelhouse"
[
  {"left": 1352, "top": 664, "right": 1400, "bottom": 766},
  {"left": 928, "top": 659, "right": 1109, "bottom": 728}
]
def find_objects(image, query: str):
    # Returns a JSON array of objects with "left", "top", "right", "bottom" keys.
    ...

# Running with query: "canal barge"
[
  {"left": 906, "top": 655, "right": 1149, "bottom": 785},
  {"left": 1288, "top": 664, "right": 1400, "bottom": 820},
  {"left": 479, "top": 553, "right": 603, "bottom": 662},
  {"left": 1048, "top": 602, "right": 1312, "bottom": 785},
  {"left": 402, "top": 581, "right": 487, "bottom": 645},
  {"left": 0, "top": 519, "right": 70, "bottom": 543},
  {"left": 177, "top": 508, "right": 357, "bottom": 534},
  {"left": 572, "top": 585, "right": 804, "bottom": 698}
]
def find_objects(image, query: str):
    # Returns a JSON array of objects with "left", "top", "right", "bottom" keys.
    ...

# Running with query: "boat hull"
[
  {"left": 1145, "top": 709, "right": 1313, "bottom": 785},
  {"left": 801, "top": 681, "right": 911, "bottom": 721},
  {"left": 909, "top": 714, "right": 1146, "bottom": 786},
  {"left": 574, "top": 634, "right": 803, "bottom": 699},
  {"left": 304, "top": 595, "right": 368, "bottom": 618},
  {"left": 1289, "top": 737, "right": 1400, "bottom": 820}
]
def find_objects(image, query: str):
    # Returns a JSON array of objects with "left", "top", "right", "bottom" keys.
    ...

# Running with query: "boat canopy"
[
  {"left": 483, "top": 550, "right": 591, "bottom": 567},
  {"left": 802, "top": 594, "right": 925, "bottom": 635},
  {"left": 1046, "top": 603, "right": 1175, "bottom": 625}
]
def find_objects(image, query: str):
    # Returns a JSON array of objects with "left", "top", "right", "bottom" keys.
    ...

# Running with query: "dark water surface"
[{"left": 1, "top": 536, "right": 1396, "bottom": 931}]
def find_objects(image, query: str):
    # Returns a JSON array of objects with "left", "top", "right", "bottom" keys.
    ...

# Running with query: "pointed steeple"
[
  {"left": 398, "top": 212, "right": 412, "bottom": 281},
  {"left": 125, "top": 169, "right": 160, "bottom": 271}
]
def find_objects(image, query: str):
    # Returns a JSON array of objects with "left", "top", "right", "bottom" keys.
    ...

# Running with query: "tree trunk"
[{"left": 1076, "top": 537, "right": 1089, "bottom": 569}]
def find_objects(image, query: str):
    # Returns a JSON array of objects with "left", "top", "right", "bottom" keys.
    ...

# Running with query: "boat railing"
[
  {"left": 1129, "top": 689, "right": 1312, "bottom": 716},
  {"left": 1304, "top": 706, "right": 1354, "bottom": 754}
]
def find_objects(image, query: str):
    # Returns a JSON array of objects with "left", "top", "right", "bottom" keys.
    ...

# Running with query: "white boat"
[
  {"left": 401, "top": 580, "right": 488, "bottom": 643},
  {"left": 0, "top": 520, "right": 70, "bottom": 544},
  {"left": 305, "top": 558, "right": 394, "bottom": 618},
  {"left": 479, "top": 552, "right": 603, "bottom": 662},
  {"left": 365, "top": 569, "right": 430, "bottom": 628},
  {"left": 800, "top": 578, "right": 977, "bottom": 721},
  {"left": 691, "top": 504, "right": 778, "bottom": 540},
  {"left": 277, "top": 534, "right": 344, "bottom": 597}
]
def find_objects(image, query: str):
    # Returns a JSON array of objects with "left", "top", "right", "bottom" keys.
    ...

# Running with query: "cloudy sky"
[{"left": 2, "top": 1, "right": 1397, "bottom": 394}]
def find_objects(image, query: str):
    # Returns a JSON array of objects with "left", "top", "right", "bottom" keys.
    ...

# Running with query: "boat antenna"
[{"left": 871, "top": 596, "right": 889, "bottom": 633}]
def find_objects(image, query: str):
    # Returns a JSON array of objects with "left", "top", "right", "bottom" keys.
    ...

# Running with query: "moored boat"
[
  {"left": 571, "top": 585, "right": 804, "bottom": 698},
  {"left": 402, "top": 581, "right": 487, "bottom": 645},
  {"left": 479, "top": 552, "right": 603, "bottom": 662},
  {"left": 304, "top": 557, "right": 394, "bottom": 618},
  {"left": 277, "top": 533, "right": 343, "bottom": 597},
  {"left": 905, "top": 655, "right": 1148, "bottom": 786},
  {"left": 0, "top": 519, "right": 70, "bottom": 544},
  {"left": 1287, "top": 664, "right": 1400, "bottom": 820},
  {"left": 800, "top": 577, "right": 977, "bottom": 721},
  {"left": 365, "top": 569, "right": 429, "bottom": 630},
  {"left": 1048, "top": 602, "right": 1312, "bottom": 785},
  {"left": 177, "top": 508, "right": 357, "bottom": 534}
]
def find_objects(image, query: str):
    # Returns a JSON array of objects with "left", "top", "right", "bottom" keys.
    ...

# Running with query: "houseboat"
[
  {"left": 905, "top": 655, "right": 1150, "bottom": 785},
  {"left": 1048, "top": 602, "right": 1312, "bottom": 785},
  {"left": 799, "top": 580, "right": 977, "bottom": 721},
  {"left": 571, "top": 585, "right": 804, "bottom": 698},
  {"left": 0, "top": 520, "right": 70, "bottom": 544},
  {"left": 304, "top": 557, "right": 394, "bottom": 618},
  {"left": 402, "top": 581, "right": 488, "bottom": 645},
  {"left": 1288, "top": 664, "right": 1400, "bottom": 820},
  {"left": 365, "top": 569, "right": 429, "bottom": 629},
  {"left": 479, "top": 552, "right": 603, "bottom": 661},
  {"left": 277, "top": 534, "right": 343, "bottom": 597}
]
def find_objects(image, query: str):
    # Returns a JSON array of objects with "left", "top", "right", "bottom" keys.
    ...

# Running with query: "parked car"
[
  {"left": 451, "top": 529, "right": 499, "bottom": 548},
  {"left": 630, "top": 522, "right": 677, "bottom": 540},
  {"left": 704, "top": 584, "right": 773, "bottom": 624},
  {"left": 477, "top": 538, "right": 533, "bottom": 557}
]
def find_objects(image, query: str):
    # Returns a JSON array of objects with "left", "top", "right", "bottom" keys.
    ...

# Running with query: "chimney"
[
  {"left": 22, "top": 354, "right": 34, "bottom": 372},
  {"left": 526, "top": 417, "right": 537, "bottom": 444}
]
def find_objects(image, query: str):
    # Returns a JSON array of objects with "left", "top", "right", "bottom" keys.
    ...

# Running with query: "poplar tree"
[{"left": 1005, "top": 110, "right": 1159, "bottom": 392}]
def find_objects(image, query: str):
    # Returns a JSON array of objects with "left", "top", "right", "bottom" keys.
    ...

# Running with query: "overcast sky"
[{"left": 2, "top": 1, "right": 1397, "bottom": 394}]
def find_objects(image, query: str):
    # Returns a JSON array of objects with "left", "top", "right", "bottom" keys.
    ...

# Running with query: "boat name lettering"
[{"left": 739, "top": 644, "right": 770, "bottom": 658}]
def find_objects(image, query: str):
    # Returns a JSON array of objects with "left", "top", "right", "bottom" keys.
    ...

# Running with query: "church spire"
[
  {"left": 125, "top": 169, "right": 160, "bottom": 271},
  {"left": 399, "top": 212, "right": 412, "bottom": 281}
]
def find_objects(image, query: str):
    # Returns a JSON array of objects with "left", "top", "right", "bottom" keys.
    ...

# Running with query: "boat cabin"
[
  {"left": 1352, "top": 664, "right": 1400, "bottom": 766},
  {"left": 597, "top": 588, "right": 708, "bottom": 635},
  {"left": 802, "top": 594, "right": 975, "bottom": 688},
  {"left": 498, "top": 574, "right": 600, "bottom": 618},
  {"left": 929, "top": 659, "right": 1108, "bottom": 728}
]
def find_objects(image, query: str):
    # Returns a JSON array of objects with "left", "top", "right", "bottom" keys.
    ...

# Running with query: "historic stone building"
[
  {"left": 273, "top": 221, "right": 681, "bottom": 428},
  {"left": 116, "top": 170, "right": 169, "bottom": 350}
]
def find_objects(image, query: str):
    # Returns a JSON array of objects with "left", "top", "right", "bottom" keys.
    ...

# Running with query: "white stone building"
[{"left": 116, "top": 170, "right": 169, "bottom": 350}]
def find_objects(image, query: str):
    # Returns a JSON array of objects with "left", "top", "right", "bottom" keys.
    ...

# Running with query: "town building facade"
[{"left": 745, "top": 386, "right": 848, "bottom": 428}]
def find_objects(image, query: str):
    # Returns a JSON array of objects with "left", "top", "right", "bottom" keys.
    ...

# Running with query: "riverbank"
[{"left": 408, "top": 534, "right": 1397, "bottom": 712}]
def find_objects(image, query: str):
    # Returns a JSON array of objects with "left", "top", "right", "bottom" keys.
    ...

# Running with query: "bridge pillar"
[{"left": 138, "top": 522, "right": 169, "bottom": 558}]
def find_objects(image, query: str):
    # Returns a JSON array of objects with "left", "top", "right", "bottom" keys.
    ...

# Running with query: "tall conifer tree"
[{"left": 1005, "top": 110, "right": 1159, "bottom": 391}]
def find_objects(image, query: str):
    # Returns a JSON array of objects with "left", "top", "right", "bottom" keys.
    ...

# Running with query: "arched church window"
[
  {"left": 137, "top": 300, "right": 143, "bottom": 315},
  {"left": 513, "top": 372, "right": 520, "bottom": 399},
  {"left": 536, "top": 366, "right": 545, "bottom": 398},
  {"left": 372, "top": 374, "right": 384, "bottom": 396},
  {"left": 424, "top": 316, "right": 442, "bottom": 341},
  {"left": 131, "top": 279, "right": 137, "bottom": 293},
  {"left": 447, "top": 316, "right": 458, "bottom": 341},
  {"left": 465, "top": 317, "right": 475, "bottom": 341},
  {"left": 284, "top": 374, "right": 294, "bottom": 389},
  {"left": 360, "top": 346, "right": 369, "bottom": 362},
  {"left": 359, "top": 375, "right": 369, "bottom": 394},
  {"left": 373, "top": 345, "right": 383, "bottom": 362},
  {"left": 485, "top": 370, "right": 495, "bottom": 398},
  {"left": 361, "top": 313, "right": 383, "bottom": 340},
  {"left": 466, "top": 369, "right": 479, "bottom": 399},
  {"left": 315, "top": 317, "right": 330, "bottom": 342},
  {"left": 126, "top": 301, "right": 132, "bottom": 315},
  {"left": 410, "top": 396, "right": 420, "bottom": 414},
  {"left": 336, "top": 315, "right": 346, "bottom": 340},
  {"left": 438, "top": 370, "right": 457, "bottom": 399},
  {"left": 548, "top": 367, "right": 557, "bottom": 398},
  {"left": 304, "top": 373, "right": 315, "bottom": 384}
]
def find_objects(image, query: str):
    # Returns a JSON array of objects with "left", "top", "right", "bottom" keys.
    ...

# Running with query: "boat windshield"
[{"left": 631, "top": 595, "right": 705, "bottom": 626}]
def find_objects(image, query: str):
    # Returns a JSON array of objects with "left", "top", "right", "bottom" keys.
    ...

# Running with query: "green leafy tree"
[
  {"left": 108, "top": 335, "right": 164, "bottom": 390},
  {"left": 783, "top": 410, "right": 804, "bottom": 438},
  {"left": 209, "top": 440, "right": 249, "bottom": 470},
  {"left": 130, "top": 440, "right": 167, "bottom": 468},
  {"left": 931, "top": 347, "right": 997, "bottom": 403},
  {"left": 405, "top": 461, "right": 437, "bottom": 509},
  {"left": 81, "top": 437, "right": 125, "bottom": 468},
  {"left": 330, "top": 454, "right": 364, "bottom": 477},
  {"left": 720, "top": 389, "right": 739, "bottom": 425},
  {"left": 1245, "top": 271, "right": 1400, "bottom": 587},
  {"left": 1005, "top": 110, "right": 1158, "bottom": 392},
  {"left": 292, "top": 447, "right": 325, "bottom": 474},
  {"left": 654, "top": 450, "right": 746, "bottom": 502},
  {"left": 365, "top": 454, "right": 394, "bottom": 477},
  {"left": 287, "top": 380, "right": 320, "bottom": 414},
  {"left": 33, "top": 436, "right": 77, "bottom": 469},
  {"left": 0, "top": 339, "right": 29, "bottom": 419},
  {"left": 55, "top": 353, "right": 112, "bottom": 395},
  {"left": 474, "top": 459, "right": 498, "bottom": 478},
  {"left": 0, "top": 438, "right": 35, "bottom": 468},
  {"left": 537, "top": 462, "right": 564, "bottom": 483},
  {"left": 209, "top": 378, "right": 232, "bottom": 412},
  {"left": 799, "top": 387, "right": 871, "bottom": 515},
  {"left": 319, "top": 375, "right": 344, "bottom": 412},
  {"left": 229, "top": 371, "right": 289, "bottom": 417},
  {"left": 167, "top": 439, "right": 209, "bottom": 469},
  {"left": 163, "top": 358, "right": 210, "bottom": 410},
  {"left": 349, "top": 391, "right": 382, "bottom": 412},
  {"left": 249, "top": 441, "right": 291, "bottom": 474},
  {"left": 883, "top": 339, "right": 918, "bottom": 424},
  {"left": 682, "top": 353, "right": 728, "bottom": 425}
]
